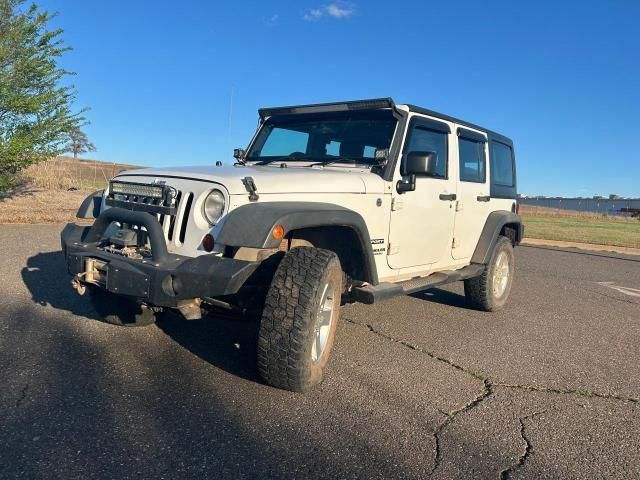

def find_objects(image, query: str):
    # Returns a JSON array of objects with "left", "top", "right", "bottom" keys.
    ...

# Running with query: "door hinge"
[
  {"left": 452, "top": 237, "right": 458, "bottom": 249},
  {"left": 455, "top": 201, "right": 463, "bottom": 212},
  {"left": 388, "top": 243, "right": 400, "bottom": 255},
  {"left": 391, "top": 197, "right": 403, "bottom": 211}
]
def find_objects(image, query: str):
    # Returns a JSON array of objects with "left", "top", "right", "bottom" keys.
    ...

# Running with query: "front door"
[
  {"left": 387, "top": 117, "right": 456, "bottom": 269},
  {"left": 452, "top": 126, "right": 491, "bottom": 260}
]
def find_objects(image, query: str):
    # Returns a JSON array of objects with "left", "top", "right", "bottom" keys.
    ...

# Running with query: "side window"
[
  {"left": 490, "top": 141, "right": 514, "bottom": 187},
  {"left": 458, "top": 138, "right": 486, "bottom": 183},
  {"left": 406, "top": 127, "right": 448, "bottom": 178},
  {"left": 259, "top": 127, "right": 309, "bottom": 156}
]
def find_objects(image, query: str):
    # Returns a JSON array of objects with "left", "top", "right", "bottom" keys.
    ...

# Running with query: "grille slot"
[
  {"left": 167, "top": 191, "right": 182, "bottom": 242},
  {"left": 178, "top": 193, "right": 194, "bottom": 244},
  {"left": 154, "top": 190, "right": 194, "bottom": 247}
]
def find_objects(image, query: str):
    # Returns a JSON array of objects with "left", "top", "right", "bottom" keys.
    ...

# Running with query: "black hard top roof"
[{"left": 258, "top": 97, "right": 513, "bottom": 146}]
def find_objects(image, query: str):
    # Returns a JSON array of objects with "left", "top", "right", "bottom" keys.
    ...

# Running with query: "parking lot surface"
[{"left": 1, "top": 225, "right": 639, "bottom": 479}]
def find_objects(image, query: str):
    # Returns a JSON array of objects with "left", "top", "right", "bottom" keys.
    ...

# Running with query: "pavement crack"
[
  {"left": 15, "top": 384, "right": 29, "bottom": 408},
  {"left": 499, "top": 411, "right": 545, "bottom": 480},
  {"left": 344, "top": 318, "right": 487, "bottom": 382},
  {"left": 431, "top": 377, "right": 493, "bottom": 476},
  {"left": 343, "top": 318, "right": 493, "bottom": 477},
  {"left": 495, "top": 382, "right": 638, "bottom": 404}
]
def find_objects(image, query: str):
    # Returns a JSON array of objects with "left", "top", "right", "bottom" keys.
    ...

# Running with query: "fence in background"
[{"left": 519, "top": 197, "right": 640, "bottom": 216}]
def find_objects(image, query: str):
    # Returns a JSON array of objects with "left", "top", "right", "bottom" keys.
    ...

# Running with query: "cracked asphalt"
[{"left": 1, "top": 225, "right": 639, "bottom": 479}]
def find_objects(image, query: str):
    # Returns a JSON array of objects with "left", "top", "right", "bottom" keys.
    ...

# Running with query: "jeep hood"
[{"left": 115, "top": 164, "right": 386, "bottom": 195}]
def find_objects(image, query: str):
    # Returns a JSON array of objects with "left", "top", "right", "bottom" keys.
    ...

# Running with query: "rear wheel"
[
  {"left": 464, "top": 235, "right": 514, "bottom": 311},
  {"left": 257, "top": 247, "right": 343, "bottom": 392},
  {"left": 89, "top": 287, "right": 157, "bottom": 327}
]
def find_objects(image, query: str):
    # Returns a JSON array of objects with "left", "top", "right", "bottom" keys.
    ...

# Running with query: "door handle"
[
  {"left": 477, "top": 195, "right": 491, "bottom": 202},
  {"left": 439, "top": 193, "right": 457, "bottom": 201}
]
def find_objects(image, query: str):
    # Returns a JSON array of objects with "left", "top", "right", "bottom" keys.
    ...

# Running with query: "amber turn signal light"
[{"left": 272, "top": 225, "right": 285, "bottom": 239}]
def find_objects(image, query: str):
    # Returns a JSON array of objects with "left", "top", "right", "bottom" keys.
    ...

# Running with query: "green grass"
[{"left": 522, "top": 214, "right": 640, "bottom": 249}]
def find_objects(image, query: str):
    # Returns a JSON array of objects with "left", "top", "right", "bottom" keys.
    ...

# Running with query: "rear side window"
[
  {"left": 406, "top": 127, "right": 448, "bottom": 178},
  {"left": 490, "top": 141, "right": 514, "bottom": 187},
  {"left": 458, "top": 138, "right": 486, "bottom": 183}
]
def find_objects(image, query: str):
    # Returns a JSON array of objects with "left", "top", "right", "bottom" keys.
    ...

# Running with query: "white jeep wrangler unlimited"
[{"left": 62, "top": 98, "right": 523, "bottom": 392}]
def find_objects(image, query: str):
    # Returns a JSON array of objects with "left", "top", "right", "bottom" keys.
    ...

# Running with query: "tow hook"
[{"left": 71, "top": 275, "right": 86, "bottom": 295}]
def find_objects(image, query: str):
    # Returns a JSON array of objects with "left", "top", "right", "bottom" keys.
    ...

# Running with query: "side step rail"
[{"left": 350, "top": 264, "right": 484, "bottom": 304}]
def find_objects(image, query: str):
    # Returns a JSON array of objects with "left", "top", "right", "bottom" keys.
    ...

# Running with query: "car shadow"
[
  {"left": 155, "top": 309, "right": 261, "bottom": 384},
  {"left": 22, "top": 250, "right": 263, "bottom": 383},
  {"left": 409, "top": 287, "right": 477, "bottom": 310},
  {"left": 21, "top": 250, "right": 103, "bottom": 321}
]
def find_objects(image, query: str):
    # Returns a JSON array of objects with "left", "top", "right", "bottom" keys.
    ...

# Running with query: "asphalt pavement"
[{"left": 1, "top": 225, "right": 639, "bottom": 479}]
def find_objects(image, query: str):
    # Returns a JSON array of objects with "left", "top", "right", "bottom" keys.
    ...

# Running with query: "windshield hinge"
[{"left": 391, "top": 197, "right": 403, "bottom": 211}]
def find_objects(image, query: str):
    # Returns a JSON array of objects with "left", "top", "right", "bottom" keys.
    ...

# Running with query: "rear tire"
[
  {"left": 89, "top": 287, "right": 157, "bottom": 327},
  {"left": 257, "top": 247, "right": 343, "bottom": 392},
  {"left": 464, "top": 235, "right": 514, "bottom": 311}
]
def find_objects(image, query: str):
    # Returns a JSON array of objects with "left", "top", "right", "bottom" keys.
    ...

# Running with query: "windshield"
[{"left": 246, "top": 110, "right": 397, "bottom": 165}]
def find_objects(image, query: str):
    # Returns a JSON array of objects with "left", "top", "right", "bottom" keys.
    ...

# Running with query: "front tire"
[
  {"left": 89, "top": 287, "right": 157, "bottom": 327},
  {"left": 257, "top": 247, "right": 343, "bottom": 392},
  {"left": 464, "top": 235, "right": 515, "bottom": 311}
]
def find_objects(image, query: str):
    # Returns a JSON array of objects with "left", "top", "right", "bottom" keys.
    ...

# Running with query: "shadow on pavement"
[
  {"left": 21, "top": 250, "right": 102, "bottom": 321},
  {"left": 409, "top": 287, "right": 476, "bottom": 310},
  {"left": 21, "top": 250, "right": 262, "bottom": 384},
  {"left": 155, "top": 310, "right": 261, "bottom": 384},
  {"left": 0, "top": 304, "right": 354, "bottom": 478}
]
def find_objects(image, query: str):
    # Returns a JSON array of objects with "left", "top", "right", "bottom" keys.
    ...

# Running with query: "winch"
[
  {"left": 102, "top": 227, "right": 151, "bottom": 259},
  {"left": 109, "top": 228, "right": 139, "bottom": 247}
]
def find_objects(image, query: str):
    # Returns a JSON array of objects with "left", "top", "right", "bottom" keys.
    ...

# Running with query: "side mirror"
[
  {"left": 402, "top": 151, "right": 438, "bottom": 176},
  {"left": 396, "top": 151, "right": 438, "bottom": 194},
  {"left": 233, "top": 148, "right": 246, "bottom": 160}
]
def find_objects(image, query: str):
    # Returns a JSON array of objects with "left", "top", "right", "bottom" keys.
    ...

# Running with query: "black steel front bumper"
[{"left": 60, "top": 207, "right": 258, "bottom": 307}]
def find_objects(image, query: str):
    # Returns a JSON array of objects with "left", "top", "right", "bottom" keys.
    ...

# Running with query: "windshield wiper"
[
  {"left": 308, "top": 157, "right": 372, "bottom": 168},
  {"left": 252, "top": 156, "right": 313, "bottom": 166}
]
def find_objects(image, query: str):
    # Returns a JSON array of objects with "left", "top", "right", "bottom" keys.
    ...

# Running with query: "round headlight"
[{"left": 203, "top": 189, "right": 225, "bottom": 225}]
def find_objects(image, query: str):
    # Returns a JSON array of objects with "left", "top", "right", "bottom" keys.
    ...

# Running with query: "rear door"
[{"left": 452, "top": 127, "right": 491, "bottom": 260}]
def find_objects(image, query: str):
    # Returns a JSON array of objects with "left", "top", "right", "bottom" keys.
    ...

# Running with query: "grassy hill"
[
  {"left": 0, "top": 156, "right": 142, "bottom": 224},
  {"left": 21, "top": 156, "right": 140, "bottom": 191}
]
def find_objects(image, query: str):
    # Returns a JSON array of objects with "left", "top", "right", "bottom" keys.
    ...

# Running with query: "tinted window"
[
  {"left": 259, "top": 127, "right": 308, "bottom": 156},
  {"left": 247, "top": 110, "right": 397, "bottom": 165},
  {"left": 491, "top": 141, "right": 514, "bottom": 187},
  {"left": 406, "top": 127, "right": 447, "bottom": 178},
  {"left": 458, "top": 138, "right": 485, "bottom": 183}
]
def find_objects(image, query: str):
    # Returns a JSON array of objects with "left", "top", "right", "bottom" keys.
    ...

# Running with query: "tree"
[
  {"left": 66, "top": 126, "right": 95, "bottom": 159},
  {"left": 0, "top": 0, "right": 86, "bottom": 181}
]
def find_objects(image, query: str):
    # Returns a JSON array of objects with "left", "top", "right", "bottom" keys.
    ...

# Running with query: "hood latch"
[{"left": 242, "top": 176, "right": 259, "bottom": 202}]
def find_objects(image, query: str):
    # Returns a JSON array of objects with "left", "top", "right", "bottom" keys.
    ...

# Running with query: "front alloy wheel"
[{"left": 257, "top": 247, "right": 343, "bottom": 392}]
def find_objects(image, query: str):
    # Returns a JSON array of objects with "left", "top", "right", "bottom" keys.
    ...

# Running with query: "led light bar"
[
  {"left": 110, "top": 181, "right": 164, "bottom": 199},
  {"left": 258, "top": 98, "right": 395, "bottom": 119}
]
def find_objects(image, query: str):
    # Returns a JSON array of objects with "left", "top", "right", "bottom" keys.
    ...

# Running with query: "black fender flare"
[
  {"left": 76, "top": 190, "right": 104, "bottom": 219},
  {"left": 471, "top": 211, "right": 524, "bottom": 265},
  {"left": 216, "top": 202, "right": 378, "bottom": 284}
]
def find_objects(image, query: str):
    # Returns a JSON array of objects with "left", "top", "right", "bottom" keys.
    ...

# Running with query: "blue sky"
[{"left": 40, "top": 0, "right": 639, "bottom": 197}]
